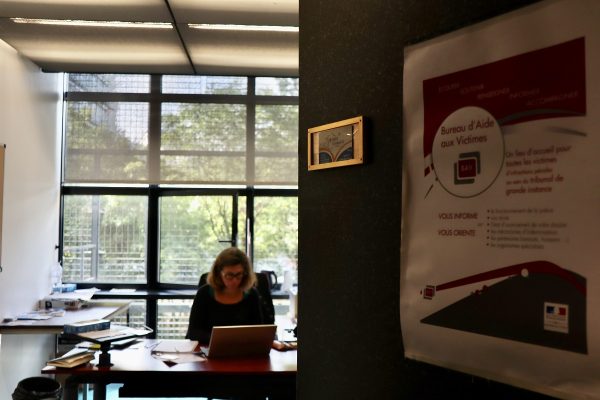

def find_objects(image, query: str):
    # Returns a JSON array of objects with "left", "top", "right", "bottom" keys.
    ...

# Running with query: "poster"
[{"left": 401, "top": 1, "right": 600, "bottom": 399}]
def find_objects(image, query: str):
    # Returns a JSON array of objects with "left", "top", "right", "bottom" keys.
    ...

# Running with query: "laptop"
[{"left": 201, "top": 324, "right": 277, "bottom": 359}]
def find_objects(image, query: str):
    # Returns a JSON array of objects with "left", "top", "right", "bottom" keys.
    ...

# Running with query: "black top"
[{"left": 185, "top": 284, "right": 263, "bottom": 343}]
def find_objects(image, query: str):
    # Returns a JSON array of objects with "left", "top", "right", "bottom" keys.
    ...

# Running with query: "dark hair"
[{"left": 207, "top": 247, "right": 256, "bottom": 291}]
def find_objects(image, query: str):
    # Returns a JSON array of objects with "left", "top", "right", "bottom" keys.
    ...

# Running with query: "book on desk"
[
  {"left": 47, "top": 348, "right": 96, "bottom": 368},
  {"left": 64, "top": 319, "right": 110, "bottom": 334}
]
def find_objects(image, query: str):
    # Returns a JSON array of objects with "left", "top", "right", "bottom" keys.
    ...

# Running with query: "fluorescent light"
[
  {"left": 188, "top": 24, "right": 298, "bottom": 33},
  {"left": 10, "top": 18, "right": 172, "bottom": 29}
]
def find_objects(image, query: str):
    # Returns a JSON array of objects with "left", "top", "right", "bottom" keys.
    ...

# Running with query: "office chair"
[{"left": 198, "top": 271, "right": 275, "bottom": 324}]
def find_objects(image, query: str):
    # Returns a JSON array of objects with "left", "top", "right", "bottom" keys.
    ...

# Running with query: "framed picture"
[{"left": 307, "top": 116, "right": 364, "bottom": 171}]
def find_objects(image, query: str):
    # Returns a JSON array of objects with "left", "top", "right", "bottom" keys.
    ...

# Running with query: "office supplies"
[
  {"left": 151, "top": 340, "right": 203, "bottom": 364},
  {"left": 16, "top": 308, "right": 64, "bottom": 320},
  {"left": 69, "top": 325, "right": 153, "bottom": 366},
  {"left": 59, "top": 283, "right": 77, "bottom": 293},
  {"left": 73, "top": 325, "right": 151, "bottom": 341},
  {"left": 17, "top": 311, "right": 53, "bottom": 320},
  {"left": 152, "top": 340, "right": 198, "bottom": 353},
  {"left": 201, "top": 324, "right": 276, "bottom": 358},
  {"left": 40, "top": 297, "right": 82, "bottom": 311},
  {"left": 111, "top": 337, "right": 140, "bottom": 349},
  {"left": 76, "top": 337, "right": 139, "bottom": 350},
  {"left": 47, "top": 348, "right": 95, "bottom": 369},
  {"left": 0, "top": 300, "right": 130, "bottom": 335},
  {"left": 64, "top": 319, "right": 110, "bottom": 334}
]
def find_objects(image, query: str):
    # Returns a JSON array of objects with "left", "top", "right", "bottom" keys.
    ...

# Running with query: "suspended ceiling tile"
[
  {"left": 0, "top": 0, "right": 299, "bottom": 75},
  {"left": 0, "top": 20, "right": 193, "bottom": 74},
  {"left": 169, "top": 0, "right": 298, "bottom": 26},
  {"left": 0, "top": 0, "right": 171, "bottom": 22},
  {"left": 180, "top": 24, "right": 298, "bottom": 76}
]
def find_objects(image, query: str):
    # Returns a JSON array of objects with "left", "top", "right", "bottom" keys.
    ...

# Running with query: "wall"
[
  {"left": 297, "top": 1, "right": 555, "bottom": 399},
  {"left": 0, "top": 40, "right": 62, "bottom": 398}
]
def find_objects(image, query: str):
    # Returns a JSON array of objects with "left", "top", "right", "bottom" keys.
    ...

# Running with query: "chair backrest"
[
  {"left": 198, "top": 272, "right": 208, "bottom": 287},
  {"left": 198, "top": 271, "right": 275, "bottom": 324},
  {"left": 255, "top": 272, "right": 276, "bottom": 324}
]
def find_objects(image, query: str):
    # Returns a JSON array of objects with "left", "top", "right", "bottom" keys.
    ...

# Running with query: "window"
[
  {"left": 64, "top": 102, "right": 149, "bottom": 182},
  {"left": 62, "top": 195, "right": 147, "bottom": 283},
  {"left": 160, "top": 103, "right": 247, "bottom": 183},
  {"left": 253, "top": 196, "right": 298, "bottom": 277},
  {"left": 255, "top": 105, "right": 299, "bottom": 183},
  {"left": 159, "top": 195, "right": 244, "bottom": 285},
  {"left": 61, "top": 74, "right": 298, "bottom": 338}
]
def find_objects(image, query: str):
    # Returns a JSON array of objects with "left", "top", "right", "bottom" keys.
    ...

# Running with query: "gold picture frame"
[{"left": 307, "top": 116, "right": 364, "bottom": 171}]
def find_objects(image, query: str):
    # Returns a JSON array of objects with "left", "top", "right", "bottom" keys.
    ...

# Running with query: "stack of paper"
[
  {"left": 150, "top": 340, "right": 203, "bottom": 364},
  {"left": 75, "top": 325, "right": 152, "bottom": 341},
  {"left": 152, "top": 340, "right": 199, "bottom": 353},
  {"left": 47, "top": 348, "right": 95, "bottom": 368}
]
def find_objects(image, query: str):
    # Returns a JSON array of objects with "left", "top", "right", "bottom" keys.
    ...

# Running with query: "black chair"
[{"left": 198, "top": 271, "right": 275, "bottom": 324}]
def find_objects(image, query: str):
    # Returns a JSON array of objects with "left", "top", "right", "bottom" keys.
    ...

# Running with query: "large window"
[{"left": 60, "top": 74, "right": 298, "bottom": 338}]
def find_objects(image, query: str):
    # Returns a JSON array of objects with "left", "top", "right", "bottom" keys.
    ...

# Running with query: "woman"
[{"left": 186, "top": 247, "right": 263, "bottom": 343}]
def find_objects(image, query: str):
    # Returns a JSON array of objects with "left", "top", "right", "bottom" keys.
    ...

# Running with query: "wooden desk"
[
  {"left": 0, "top": 301, "right": 130, "bottom": 335},
  {"left": 43, "top": 339, "right": 297, "bottom": 400}
]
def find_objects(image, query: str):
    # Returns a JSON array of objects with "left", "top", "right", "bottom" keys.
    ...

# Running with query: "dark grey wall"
[{"left": 297, "top": 1, "right": 556, "bottom": 399}]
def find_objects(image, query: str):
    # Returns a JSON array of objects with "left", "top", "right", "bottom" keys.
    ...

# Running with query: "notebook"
[{"left": 201, "top": 324, "right": 277, "bottom": 359}]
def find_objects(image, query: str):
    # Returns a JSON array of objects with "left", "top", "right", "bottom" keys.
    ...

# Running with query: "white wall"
[{"left": 0, "top": 39, "right": 62, "bottom": 398}]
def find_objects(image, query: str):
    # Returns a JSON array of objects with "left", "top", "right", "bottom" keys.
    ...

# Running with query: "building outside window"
[{"left": 60, "top": 74, "right": 298, "bottom": 338}]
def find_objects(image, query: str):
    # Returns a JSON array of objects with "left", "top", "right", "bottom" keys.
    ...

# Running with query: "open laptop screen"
[{"left": 202, "top": 324, "right": 276, "bottom": 358}]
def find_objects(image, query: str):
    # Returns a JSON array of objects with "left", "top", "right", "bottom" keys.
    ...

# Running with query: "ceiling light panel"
[
  {"left": 169, "top": 0, "right": 298, "bottom": 26},
  {"left": 188, "top": 24, "right": 298, "bottom": 32},
  {"left": 180, "top": 25, "right": 298, "bottom": 76},
  {"left": 0, "top": 20, "right": 193, "bottom": 73},
  {"left": 10, "top": 18, "right": 173, "bottom": 29},
  {"left": 0, "top": 0, "right": 171, "bottom": 22}
]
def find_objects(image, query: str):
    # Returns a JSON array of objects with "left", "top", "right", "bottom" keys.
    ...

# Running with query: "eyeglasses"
[{"left": 222, "top": 271, "right": 246, "bottom": 280}]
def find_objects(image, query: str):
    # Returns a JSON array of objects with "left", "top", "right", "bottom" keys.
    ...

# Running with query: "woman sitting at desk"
[{"left": 186, "top": 247, "right": 263, "bottom": 343}]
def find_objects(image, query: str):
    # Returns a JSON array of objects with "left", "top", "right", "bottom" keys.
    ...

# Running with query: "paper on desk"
[
  {"left": 152, "top": 340, "right": 198, "bottom": 353},
  {"left": 47, "top": 288, "right": 98, "bottom": 302},
  {"left": 76, "top": 325, "right": 152, "bottom": 340},
  {"left": 154, "top": 352, "right": 205, "bottom": 365},
  {"left": 151, "top": 341, "right": 205, "bottom": 365},
  {"left": 17, "top": 309, "right": 64, "bottom": 320},
  {"left": 17, "top": 311, "right": 53, "bottom": 320},
  {"left": 109, "top": 288, "right": 136, "bottom": 294},
  {"left": 77, "top": 328, "right": 131, "bottom": 340}
]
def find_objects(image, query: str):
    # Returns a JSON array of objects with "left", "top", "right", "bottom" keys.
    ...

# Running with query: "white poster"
[{"left": 401, "top": 1, "right": 600, "bottom": 399}]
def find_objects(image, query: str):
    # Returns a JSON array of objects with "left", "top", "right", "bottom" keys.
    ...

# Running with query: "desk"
[
  {"left": 43, "top": 339, "right": 297, "bottom": 400},
  {"left": 0, "top": 301, "right": 130, "bottom": 335}
]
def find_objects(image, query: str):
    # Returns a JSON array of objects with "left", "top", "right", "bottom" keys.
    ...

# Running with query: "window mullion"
[
  {"left": 232, "top": 193, "right": 238, "bottom": 247},
  {"left": 147, "top": 185, "right": 159, "bottom": 289},
  {"left": 91, "top": 196, "right": 100, "bottom": 281},
  {"left": 149, "top": 75, "right": 162, "bottom": 183},
  {"left": 246, "top": 190, "right": 255, "bottom": 262},
  {"left": 246, "top": 77, "right": 256, "bottom": 185}
]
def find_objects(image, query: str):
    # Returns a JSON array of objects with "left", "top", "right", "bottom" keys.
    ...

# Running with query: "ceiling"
[{"left": 0, "top": 0, "right": 299, "bottom": 76}]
